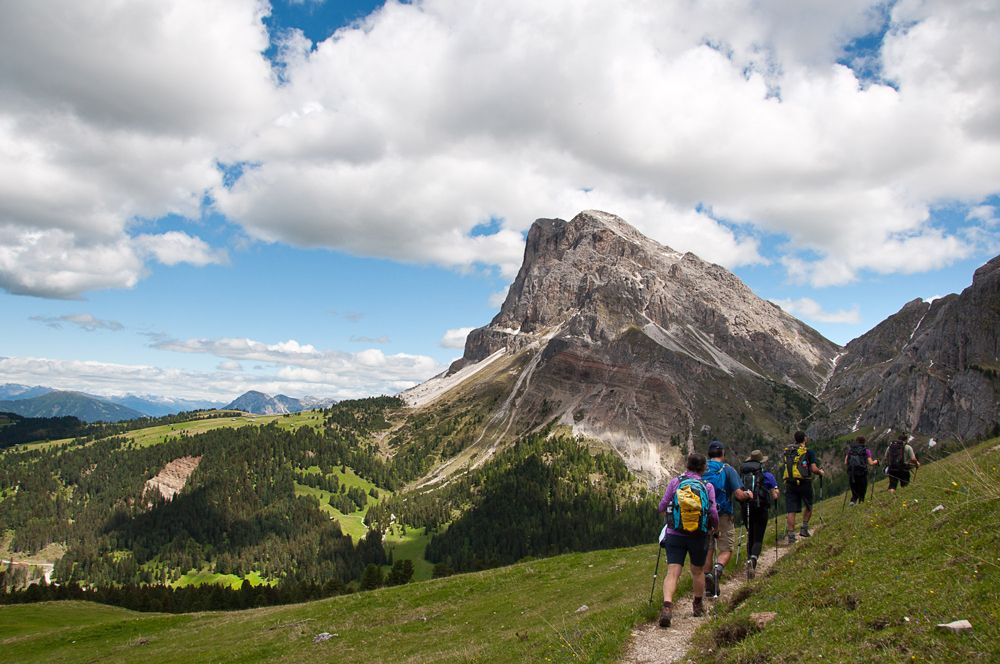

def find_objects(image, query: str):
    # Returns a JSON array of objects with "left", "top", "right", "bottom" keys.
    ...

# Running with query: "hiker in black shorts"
[
  {"left": 656, "top": 453, "right": 719, "bottom": 628},
  {"left": 883, "top": 433, "right": 920, "bottom": 494},
  {"left": 782, "top": 431, "right": 824, "bottom": 543}
]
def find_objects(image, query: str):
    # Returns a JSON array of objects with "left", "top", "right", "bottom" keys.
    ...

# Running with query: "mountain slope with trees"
[{"left": 3, "top": 437, "right": 995, "bottom": 663}]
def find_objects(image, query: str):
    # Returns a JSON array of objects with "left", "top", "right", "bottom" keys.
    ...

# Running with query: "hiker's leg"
[
  {"left": 799, "top": 484, "right": 814, "bottom": 534},
  {"left": 749, "top": 509, "right": 767, "bottom": 558},
  {"left": 716, "top": 513, "right": 734, "bottom": 567},
  {"left": 662, "top": 563, "right": 682, "bottom": 603},
  {"left": 688, "top": 533, "right": 709, "bottom": 598},
  {"left": 857, "top": 477, "right": 867, "bottom": 502},
  {"left": 785, "top": 485, "right": 799, "bottom": 532},
  {"left": 662, "top": 535, "right": 688, "bottom": 603},
  {"left": 690, "top": 562, "right": 706, "bottom": 597}
]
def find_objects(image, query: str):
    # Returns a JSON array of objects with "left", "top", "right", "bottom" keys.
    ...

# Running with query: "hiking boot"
[
  {"left": 692, "top": 596, "right": 705, "bottom": 617},
  {"left": 745, "top": 556, "right": 757, "bottom": 580},
  {"left": 711, "top": 564, "right": 724, "bottom": 595},
  {"left": 704, "top": 571, "right": 716, "bottom": 597},
  {"left": 658, "top": 603, "right": 672, "bottom": 628},
  {"left": 799, "top": 526, "right": 811, "bottom": 538},
  {"left": 786, "top": 531, "right": 797, "bottom": 544}
]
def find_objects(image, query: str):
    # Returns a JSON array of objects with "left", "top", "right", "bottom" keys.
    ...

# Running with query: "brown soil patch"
[{"left": 145, "top": 455, "right": 202, "bottom": 502}]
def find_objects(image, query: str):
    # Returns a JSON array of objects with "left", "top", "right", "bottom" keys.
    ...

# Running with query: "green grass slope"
[
  {"left": 690, "top": 438, "right": 999, "bottom": 663},
  {"left": 1, "top": 545, "right": 661, "bottom": 663},
  {"left": 4, "top": 439, "right": 995, "bottom": 663}
]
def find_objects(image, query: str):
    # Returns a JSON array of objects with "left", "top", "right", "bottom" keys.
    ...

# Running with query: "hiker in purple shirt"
[{"left": 656, "top": 452, "right": 719, "bottom": 628}]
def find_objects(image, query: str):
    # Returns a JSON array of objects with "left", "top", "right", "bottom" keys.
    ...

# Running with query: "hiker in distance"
[
  {"left": 657, "top": 452, "right": 719, "bottom": 628},
  {"left": 703, "top": 440, "right": 752, "bottom": 594},
  {"left": 845, "top": 435, "right": 878, "bottom": 505},
  {"left": 782, "top": 431, "right": 825, "bottom": 543},
  {"left": 739, "top": 449, "right": 779, "bottom": 579},
  {"left": 884, "top": 432, "right": 920, "bottom": 494}
]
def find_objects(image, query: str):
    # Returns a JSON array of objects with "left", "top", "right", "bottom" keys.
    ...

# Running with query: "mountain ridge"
[
  {"left": 0, "top": 391, "right": 144, "bottom": 423},
  {"left": 814, "top": 253, "right": 1000, "bottom": 441},
  {"left": 406, "top": 210, "right": 841, "bottom": 485}
]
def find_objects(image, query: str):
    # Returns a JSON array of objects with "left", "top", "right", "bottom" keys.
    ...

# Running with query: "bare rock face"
[
  {"left": 144, "top": 456, "right": 202, "bottom": 502},
  {"left": 815, "top": 254, "right": 1000, "bottom": 441},
  {"left": 442, "top": 211, "right": 841, "bottom": 482}
]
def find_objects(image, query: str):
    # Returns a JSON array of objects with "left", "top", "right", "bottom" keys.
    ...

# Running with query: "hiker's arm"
[
  {"left": 657, "top": 478, "right": 678, "bottom": 514},
  {"left": 706, "top": 483, "right": 720, "bottom": 531},
  {"left": 732, "top": 467, "right": 752, "bottom": 501},
  {"left": 810, "top": 462, "right": 825, "bottom": 476}
]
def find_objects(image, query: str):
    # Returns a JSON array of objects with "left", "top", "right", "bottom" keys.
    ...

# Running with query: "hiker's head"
[
  {"left": 686, "top": 452, "right": 707, "bottom": 474},
  {"left": 856, "top": 435, "right": 867, "bottom": 445},
  {"left": 747, "top": 449, "right": 767, "bottom": 463},
  {"left": 707, "top": 440, "right": 725, "bottom": 459},
  {"left": 897, "top": 432, "right": 908, "bottom": 442},
  {"left": 794, "top": 431, "right": 807, "bottom": 445}
]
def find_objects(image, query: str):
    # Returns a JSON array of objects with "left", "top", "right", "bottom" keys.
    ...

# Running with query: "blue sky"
[{"left": 1, "top": 1, "right": 998, "bottom": 401}]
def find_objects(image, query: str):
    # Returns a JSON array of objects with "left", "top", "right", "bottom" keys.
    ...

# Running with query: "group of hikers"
[{"left": 654, "top": 431, "right": 920, "bottom": 628}]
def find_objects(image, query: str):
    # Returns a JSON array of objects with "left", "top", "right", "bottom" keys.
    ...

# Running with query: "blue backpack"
[
  {"left": 703, "top": 460, "right": 733, "bottom": 514},
  {"left": 670, "top": 477, "right": 711, "bottom": 534}
]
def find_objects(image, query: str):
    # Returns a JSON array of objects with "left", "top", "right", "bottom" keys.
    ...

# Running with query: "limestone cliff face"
[
  {"left": 439, "top": 211, "right": 841, "bottom": 482},
  {"left": 815, "top": 255, "right": 1000, "bottom": 441}
]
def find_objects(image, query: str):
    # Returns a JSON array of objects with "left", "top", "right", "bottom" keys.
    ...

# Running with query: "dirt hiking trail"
[{"left": 621, "top": 530, "right": 809, "bottom": 664}]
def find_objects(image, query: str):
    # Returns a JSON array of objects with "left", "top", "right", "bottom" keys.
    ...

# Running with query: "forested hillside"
[{"left": 1, "top": 397, "right": 659, "bottom": 607}]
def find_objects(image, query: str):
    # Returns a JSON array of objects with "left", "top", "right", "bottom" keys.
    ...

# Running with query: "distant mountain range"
[
  {"left": 0, "top": 384, "right": 55, "bottom": 400},
  {"left": 0, "top": 384, "right": 334, "bottom": 421},
  {"left": 223, "top": 390, "right": 336, "bottom": 415},
  {"left": 0, "top": 391, "right": 145, "bottom": 423}
]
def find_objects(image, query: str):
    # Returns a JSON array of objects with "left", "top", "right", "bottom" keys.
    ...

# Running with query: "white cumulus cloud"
[
  {"left": 2, "top": 0, "right": 999, "bottom": 297},
  {"left": 770, "top": 297, "right": 862, "bottom": 324},
  {"left": 440, "top": 327, "right": 474, "bottom": 349}
]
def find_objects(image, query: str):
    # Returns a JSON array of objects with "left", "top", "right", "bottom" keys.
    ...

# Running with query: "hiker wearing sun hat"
[{"left": 739, "top": 449, "right": 779, "bottom": 579}]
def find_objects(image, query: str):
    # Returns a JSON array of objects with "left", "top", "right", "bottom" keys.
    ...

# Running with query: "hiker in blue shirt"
[{"left": 702, "top": 440, "right": 752, "bottom": 594}]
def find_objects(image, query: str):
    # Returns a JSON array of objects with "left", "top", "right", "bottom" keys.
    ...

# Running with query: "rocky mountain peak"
[
  {"left": 463, "top": 210, "right": 838, "bottom": 395},
  {"left": 419, "top": 210, "right": 843, "bottom": 484}
]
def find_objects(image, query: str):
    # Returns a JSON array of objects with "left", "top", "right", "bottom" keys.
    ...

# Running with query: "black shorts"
[
  {"left": 887, "top": 469, "right": 910, "bottom": 489},
  {"left": 662, "top": 533, "right": 709, "bottom": 567},
  {"left": 784, "top": 480, "right": 814, "bottom": 513}
]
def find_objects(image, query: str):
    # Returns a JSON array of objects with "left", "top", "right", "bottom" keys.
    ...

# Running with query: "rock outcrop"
[
  {"left": 814, "top": 255, "right": 1000, "bottom": 441},
  {"left": 144, "top": 455, "right": 202, "bottom": 502},
  {"left": 422, "top": 211, "right": 841, "bottom": 483}
]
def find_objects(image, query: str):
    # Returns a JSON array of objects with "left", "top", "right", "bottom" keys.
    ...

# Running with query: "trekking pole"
[
  {"left": 734, "top": 504, "right": 746, "bottom": 569},
  {"left": 814, "top": 475, "right": 827, "bottom": 527},
  {"left": 648, "top": 544, "right": 663, "bottom": 605}
]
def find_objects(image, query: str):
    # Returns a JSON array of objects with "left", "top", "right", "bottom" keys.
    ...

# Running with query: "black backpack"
[
  {"left": 886, "top": 440, "right": 907, "bottom": 472},
  {"left": 847, "top": 443, "right": 868, "bottom": 478},
  {"left": 740, "top": 461, "right": 769, "bottom": 509}
]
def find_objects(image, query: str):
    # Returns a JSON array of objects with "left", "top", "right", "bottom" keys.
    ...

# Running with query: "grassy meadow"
[
  {"left": 689, "top": 438, "right": 999, "bottom": 663},
  {"left": 2, "top": 427, "right": 995, "bottom": 662}
]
